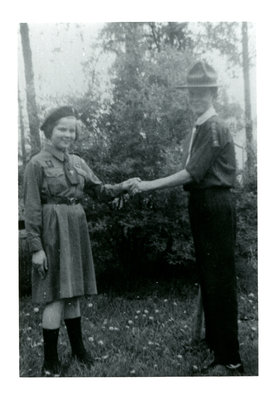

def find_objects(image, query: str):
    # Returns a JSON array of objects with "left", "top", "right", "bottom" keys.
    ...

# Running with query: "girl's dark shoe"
[
  {"left": 73, "top": 349, "right": 93, "bottom": 365},
  {"left": 41, "top": 360, "right": 64, "bottom": 377}
]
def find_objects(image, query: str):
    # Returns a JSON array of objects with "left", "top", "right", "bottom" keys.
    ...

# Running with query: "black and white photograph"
[
  {"left": 2, "top": 0, "right": 276, "bottom": 397},
  {"left": 18, "top": 20, "right": 257, "bottom": 378}
]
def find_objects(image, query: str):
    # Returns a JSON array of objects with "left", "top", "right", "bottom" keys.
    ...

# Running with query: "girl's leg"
[
  {"left": 64, "top": 297, "right": 80, "bottom": 320},
  {"left": 42, "top": 300, "right": 64, "bottom": 329},
  {"left": 41, "top": 300, "right": 64, "bottom": 376},
  {"left": 64, "top": 297, "right": 93, "bottom": 364}
]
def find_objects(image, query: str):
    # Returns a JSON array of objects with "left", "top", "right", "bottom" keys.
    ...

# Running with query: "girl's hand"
[
  {"left": 121, "top": 177, "right": 141, "bottom": 192},
  {"left": 32, "top": 250, "right": 48, "bottom": 279},
  {"left": 129, "top": 181, "right": 153, "bottom": 194}
]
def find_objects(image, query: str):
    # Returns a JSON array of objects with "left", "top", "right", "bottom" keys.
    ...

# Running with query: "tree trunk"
[
  {"left": 242, "top": 22, "right": 254, "bottom": 176},
  {"left": 18, "top": 89, "right": 27, "bottom": 166},
  {"left": 20, "top": 23, "right": 41, "bottom": 154}
]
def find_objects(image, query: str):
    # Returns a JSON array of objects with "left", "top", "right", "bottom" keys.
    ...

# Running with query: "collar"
[
  {"left": 44, "top": 143, "right": 67, "bottom": 162},
  {"left": 195, "top": 106, "right": 217, "bottom": 126}
]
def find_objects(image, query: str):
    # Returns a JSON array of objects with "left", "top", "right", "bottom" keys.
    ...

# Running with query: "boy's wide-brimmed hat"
[
  {"left": 176, "top": 61, "right": 219, "bottom": 89},
  {"left": 40, "top": 106, "right": 78, "bottom": 131}
]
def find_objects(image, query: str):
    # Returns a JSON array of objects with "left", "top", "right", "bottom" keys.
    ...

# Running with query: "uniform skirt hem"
[{"left": 31, "top": 290, "right": 98, "bottom": 305}]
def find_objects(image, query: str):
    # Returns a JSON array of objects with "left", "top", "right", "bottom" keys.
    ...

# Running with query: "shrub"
[{"left": 235, "top": 187, "right": 257, "bottom": 293}]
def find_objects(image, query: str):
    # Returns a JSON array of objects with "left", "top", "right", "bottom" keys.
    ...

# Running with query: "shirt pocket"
[{"left": 44, "top": 167, "right": 67, "bottom": 195}]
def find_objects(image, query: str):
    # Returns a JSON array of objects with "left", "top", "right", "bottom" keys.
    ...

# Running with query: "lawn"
[{"left": 19, "top": 273, "right": 258, "bottom": 377}]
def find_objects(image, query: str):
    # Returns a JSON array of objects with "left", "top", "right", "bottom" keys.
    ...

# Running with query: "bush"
[
  {"left": 19, "top": 231, "right": 32, "bottom": 297},
  {"left": 18, "top": 174, "right": 257, "bottom": 296},
  {"left": 235, "top": 187, "right": 257, "bottom": 293},
  {"left": 83, "top": 186, "right": 194, "bottom": 287}
]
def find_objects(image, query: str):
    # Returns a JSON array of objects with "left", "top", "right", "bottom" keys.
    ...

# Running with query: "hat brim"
[
  {"left": 176, "top": 83, "right": 219, "bottom": 89},
  {"left": 176, "top": 84, "right": 219, "bottom": 89}
]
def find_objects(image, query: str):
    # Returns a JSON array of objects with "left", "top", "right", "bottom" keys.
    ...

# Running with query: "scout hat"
[
  {"left": 177, "top": 61, "right": 219, "bottom": 89},
  {"left": 40, "top": 106, "right": 78, "bottom": 132}
]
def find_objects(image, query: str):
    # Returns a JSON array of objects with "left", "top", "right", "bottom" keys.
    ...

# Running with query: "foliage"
[
  {"left": 19, "top": 231, "right": 32, "bottom": 297},
  {"left": 65, "top": 25, "right": 196, "bottom": 282},
  {"left": 235, "top": 187, "right": 257, "bottom": 257},
  {"left": 234, "top": 185, "right": 257, "bottom": 294},
  {"left": 18, "top": 22, "right": 257, "bottom": 295}
]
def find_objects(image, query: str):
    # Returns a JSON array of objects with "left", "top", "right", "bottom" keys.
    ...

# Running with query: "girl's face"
[
  {"left": 188, "top": 87, "right": 214, "bottom": 117},
  {"left": 50, "top": 117, "right": 76, "bottom": 151}
]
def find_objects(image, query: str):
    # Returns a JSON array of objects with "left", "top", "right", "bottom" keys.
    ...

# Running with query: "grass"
[{"left": 19, "top": 272, "right": 258, "bottom": 378}]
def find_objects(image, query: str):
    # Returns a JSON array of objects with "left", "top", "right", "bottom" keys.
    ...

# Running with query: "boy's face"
[{"left": 188, "top": 87, "right": 214, "bottom": 117}]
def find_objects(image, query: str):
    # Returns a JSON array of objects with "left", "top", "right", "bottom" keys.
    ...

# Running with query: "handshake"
[{"left": 121, "top": 177, "right": 149, "bottom": 195}]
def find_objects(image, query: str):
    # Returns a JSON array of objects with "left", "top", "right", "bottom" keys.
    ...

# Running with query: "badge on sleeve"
[{"left": 211, "top": 121, "right": 220, "bottom": 147}]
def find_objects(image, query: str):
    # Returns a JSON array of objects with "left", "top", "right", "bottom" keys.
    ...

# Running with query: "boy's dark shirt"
[{"left": 184, "top": 115, "right": 236, "bottom": 191}]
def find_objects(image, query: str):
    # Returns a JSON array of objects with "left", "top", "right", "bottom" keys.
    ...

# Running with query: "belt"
[{"left": 42, "top": 197, "right": 81, "bottom": 205}]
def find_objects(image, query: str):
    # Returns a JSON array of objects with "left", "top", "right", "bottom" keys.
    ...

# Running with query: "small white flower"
[
  {"left": 114, "top": 327, "right": 119, "bottom": 331},
  {"left": 177, "top": 354, "right": 183, "bottom": 359},
  {"left": 128, "top": 320, "right": 134, "bottom": 325},
  {"left": 135, "top": 316, "right": 138, "bottom": 319},
  {"left": 139, "top": 131, "right": 147, "bottom": 139},
  {"left": 98, "top": 340, "right": 104, "bottom": 345},
  {"left": 130, "top": 369, "right": 136, "bottom": 374},
  {"left": 88, "top": 303, "right": 93, "bottom": 308},
  {"left": 173, "top": 302, "right": 177, "bottom": 306},
  {"left": 155, "top": 309, "right": 159, "bottom": 313},
  {"left": 192, "top": 365, "right": 198, "bottom": 371},
  {"left": 102, "top": 355, "right": 109, "bottom": 360},
  {"left": 88, "top": 337, "right": 94, "bottom": 342},
  {"left": 109, "top": 327, "right": 114, "bottom": 331},
  {"left": 164, "top": 299, "right": 168, "bottom": 303},
  {"left": 25, "top": 313, "right": 30, "bottom": 317},
  {"left": 149, "top": 316, "right": 154, "bottom": 321},
  {"left": 144, "top": 309, "right": 149, "bottom": 314},
  {"left": 33, "top": 307, "right": 39, "bottom": 313},
  {"left": 148, "top": 341, "right": 154, "bottom": 345},
  {"left": 136, "top": 310, "right": 141, "bottom": 314},
  {"left": 142, "top": 314, "right": 147, "bottom": 318}
]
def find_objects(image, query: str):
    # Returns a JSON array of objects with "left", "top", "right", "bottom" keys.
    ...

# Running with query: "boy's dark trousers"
[{"left": 188, "top": 188, "right": 241, "bottom": 365}]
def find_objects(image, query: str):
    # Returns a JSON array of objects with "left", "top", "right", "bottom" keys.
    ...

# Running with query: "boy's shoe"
[
  {"left": 225, "top": 363, "right": 244, "bottom": 373},
  {"left": 202, "top": 360, "right": 244, "bottom": 376}
]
